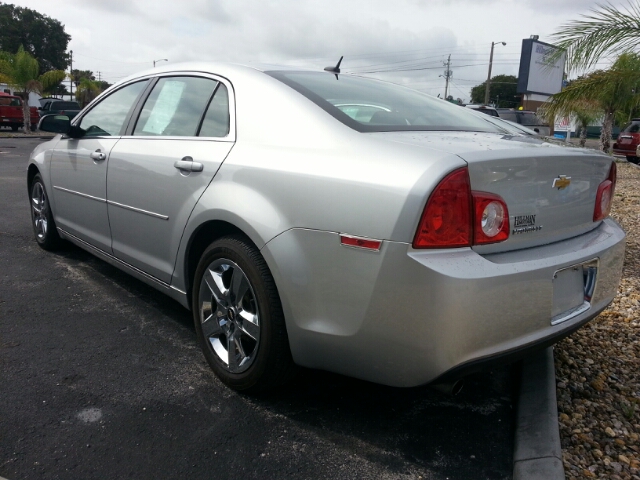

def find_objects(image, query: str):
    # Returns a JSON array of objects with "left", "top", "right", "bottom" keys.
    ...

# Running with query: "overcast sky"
[{"left": 13, "top": 0, "right": 632, "bottom": 103}]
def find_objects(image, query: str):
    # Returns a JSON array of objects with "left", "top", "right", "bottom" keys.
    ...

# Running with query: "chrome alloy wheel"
[
  {"left": 199, "top": 259, "right": 260, "bottom": 373},
  {"left": 31, "top": 181, "right": 49, "bottom": 240}
]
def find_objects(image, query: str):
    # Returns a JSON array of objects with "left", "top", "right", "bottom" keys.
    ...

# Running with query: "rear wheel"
[
  {"left": 192, "top": 235, "right": 296, "bottom": 393},
  {"left": 10, "top": 124, "right": 18, "bottom": 132},
  {"left": 626, "top": 155, "right": 639, "bottom": 164},
  {"left": 30, "top": 174, "right": 62, "bottom": 250}
]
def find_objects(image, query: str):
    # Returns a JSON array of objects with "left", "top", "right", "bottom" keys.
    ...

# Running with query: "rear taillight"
[
  {"left": 593, "top": 161, "right": 616, "bottom": 222},
  {"left": 413, "top": 168, "right": 472, "bottom": 248},
  {"left": 413, "top": 167, "right": 509, "bottom": 248},
  {"left": 472, "top": 192, "right": 510, "bottom": 244}
]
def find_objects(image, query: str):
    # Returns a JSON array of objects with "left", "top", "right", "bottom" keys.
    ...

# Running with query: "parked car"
[
  {"left": 39, "top": 99, "right": 82, "bottom": 119},
  {"left": 31, "top": 63, "right": 625, "bottom": 393},
  {"left": 464, "top": 104, "right": 499, "bottom": 117},
  {"left": 612, "top": 118, "right": 640, "bottom": 164},
  {"left": 0, "top": 92, "right": 39, "bottom": 131},
  {"left": 495, "top": 108, "right": 551, "bottom": 136}
]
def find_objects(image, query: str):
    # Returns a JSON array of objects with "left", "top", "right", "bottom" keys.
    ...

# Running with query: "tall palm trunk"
[
  {"left": 579, "top": 123, "right": 588, "bottom": 147},
  {"left": 600, "top": 111, "right": 614, "bottom": 153},
  {"left": 22, "top": 97, "right": 31, "bottom": 134}
]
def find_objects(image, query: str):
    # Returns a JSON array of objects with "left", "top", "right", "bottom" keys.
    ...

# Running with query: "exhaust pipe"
[{"left": 431, "top": 379, "right": 464, "bottom": 396}]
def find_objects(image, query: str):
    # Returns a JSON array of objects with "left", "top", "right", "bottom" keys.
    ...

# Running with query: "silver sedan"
[{"left": 30, "top": 63, "right": 625, "bottom": 392}]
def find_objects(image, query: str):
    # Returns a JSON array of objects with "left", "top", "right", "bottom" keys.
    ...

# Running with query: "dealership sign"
[{"left": 517, "top": 39, "right": 566, "bottom": 96}]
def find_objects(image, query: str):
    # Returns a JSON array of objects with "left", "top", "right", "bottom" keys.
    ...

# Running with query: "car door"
[
  {"left": 106, "top": 75, "right": 234, "bottom": 283},
  {"left": 49, "top": 80, "right": 149, "bottom": 252}
]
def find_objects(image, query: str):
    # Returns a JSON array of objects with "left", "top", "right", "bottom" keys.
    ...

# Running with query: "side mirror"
[{"left": 38, "top": 114, "right": 83, "bottom": 137}]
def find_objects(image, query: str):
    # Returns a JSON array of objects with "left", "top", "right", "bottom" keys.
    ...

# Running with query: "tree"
[
  {"left": 470, "top": 75, "right": 519, "bottom": 107},
  {"left": 75, "top": 77, "right": 101, "bottom": 108},
  {"left": 541, "top": 53, "right": 640, "bottom": 152},
  {"left": 0, "top": 46, "right": 66, "bottom": 132},
  {"left": 551, "top": 2, "right": 640, "bottom": 72},
  {"left": 0, "top": 3, "right": 70, "bottom": 72}
]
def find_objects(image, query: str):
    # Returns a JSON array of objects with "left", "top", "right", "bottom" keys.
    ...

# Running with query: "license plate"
[{"left": 551, "top": 260, "right": 597, "bottom": 325}]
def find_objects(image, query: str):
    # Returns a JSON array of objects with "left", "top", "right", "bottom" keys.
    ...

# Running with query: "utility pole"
[
  {"left": 97, "top": 71, "right": 102, "bottom": 82},
  {"left": 442, "top": 54, "right": 452, "bottom": 99},
  {"left": 484, "top": 41, "right": 506, "bottom": 105},
  {"left": 69, "top": 50, "right": 73, "bottom": 101}
]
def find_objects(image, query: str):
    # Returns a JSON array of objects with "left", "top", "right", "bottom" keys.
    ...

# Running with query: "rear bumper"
[
  {"left": 612, "top": 143, "right": 638, "bottom": 156},
  {"left": 262, "top": 218, "right": 625, "bottom": 387}
]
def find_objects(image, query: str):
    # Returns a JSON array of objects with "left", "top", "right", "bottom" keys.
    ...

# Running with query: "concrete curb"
[{"left": 513, "top": 347, "right": 565, "bottom": 480}]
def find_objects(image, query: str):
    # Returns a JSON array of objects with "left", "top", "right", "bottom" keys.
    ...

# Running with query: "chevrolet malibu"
[{"left": 30, "top": 63, "right": 625, "bottom": 393}]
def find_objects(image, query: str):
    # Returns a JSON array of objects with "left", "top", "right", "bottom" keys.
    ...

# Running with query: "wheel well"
[
  {"left": 27, "top": 164, "right": 40, "bottom": 193},
  {"left": 184, "top": 220, "right": 252, "bottom": 303}
]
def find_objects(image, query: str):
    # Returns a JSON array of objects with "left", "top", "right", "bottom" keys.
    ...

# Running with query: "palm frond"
[{"left": 551, "top": 1, "right": 640, "bottom": 71}]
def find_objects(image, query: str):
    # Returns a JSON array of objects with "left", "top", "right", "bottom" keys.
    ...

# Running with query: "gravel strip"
[{"left": 556, "top": 160, "right": 640, "bottom": 479}]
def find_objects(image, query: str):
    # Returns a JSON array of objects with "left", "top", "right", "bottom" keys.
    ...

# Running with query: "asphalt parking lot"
[{"left": 0, "top": 137, "right": 515, "bottom": 480}]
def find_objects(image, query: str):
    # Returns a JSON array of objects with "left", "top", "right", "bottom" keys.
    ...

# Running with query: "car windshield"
[{"left": 267, "top": 71, "right": 502, "bottom": 133}]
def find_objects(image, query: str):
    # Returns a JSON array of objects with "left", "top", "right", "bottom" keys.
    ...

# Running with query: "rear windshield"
[
  {"left": 518, "top": 112, "right": 546, "bottom": 126},
  {"left": 267, "top": 71, "right": 502, "bottom": 133},
  {"left": 622, "top": 121, "right": 640, "bottom": 133},
  {"left": 0, "top": 96, "right": 21, "bottom": 106}
]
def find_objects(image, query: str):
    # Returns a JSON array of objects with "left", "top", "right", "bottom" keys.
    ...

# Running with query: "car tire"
[
  {"left": 10, "top": 124, "right": 18, "bottom": 132},
  {"left": 29, "top": 174, "right": 62, "bottom": 250},
  {"left": 626, "top": 155, "right": 639, "bottom": 164},
  {"left": 30, "top": 124, "right": 37, "bottom": 132},
  {"left": 192, "top": 235, "right": 296, "bottom": 393}
]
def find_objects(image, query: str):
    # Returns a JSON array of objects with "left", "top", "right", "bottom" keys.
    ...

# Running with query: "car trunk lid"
[{"left": 369, "top": 131, "right": 614, "bottom": 254}]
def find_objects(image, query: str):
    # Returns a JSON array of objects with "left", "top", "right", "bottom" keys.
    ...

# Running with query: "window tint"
[
  {"left": 497, "top": 111, "right": 518, "bottom": 122},
  {"left": 519, "top": 112, "right": 546, "bottom": 126},
  {"left": 78, "top": 81, "right": 148, "bottom": 137},
  {"left": 623, "top": 122, "right": 640, "bottom": 133},
  {"left": 199, "top": 83, "right": 230, "bottom": 137},
  {"left": 267, "top": 71, "right": 501, "bottom": 133},
  {"left": 134, "top": 77, "right": 217, "bottom": 137}
]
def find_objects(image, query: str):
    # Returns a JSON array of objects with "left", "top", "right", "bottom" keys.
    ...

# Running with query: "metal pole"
[
  {"left": 69, "top": 50, "right": 73, "bottom": 101},
  {"left": 484, "top": 43, "right": 494, "bottom": 105},
  {"left": 444, "top": 54, "right": 451, "bottom": 99}
]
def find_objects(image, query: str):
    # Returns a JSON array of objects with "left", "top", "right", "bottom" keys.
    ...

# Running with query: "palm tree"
[
  {"left": 551, "top": 2, "right": 640, "bottom": 72},
  {"left": 542, "top": 53, "right": 640, "bottom": 152},
  {"left": 75, "top": 77, "right": 102, "bottom": 108},
  {"left": 0, "top": 46, "right": 66, "bottom": 133}
]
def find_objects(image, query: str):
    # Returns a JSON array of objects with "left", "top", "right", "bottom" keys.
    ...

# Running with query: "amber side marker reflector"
[{"left": 340, "top": 235, "right": 382, "bottom": 251}]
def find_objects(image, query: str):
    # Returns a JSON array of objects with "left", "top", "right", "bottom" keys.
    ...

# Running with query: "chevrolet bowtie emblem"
[{"left": 552, "top": 175, "right": 571, "bottom": 190}]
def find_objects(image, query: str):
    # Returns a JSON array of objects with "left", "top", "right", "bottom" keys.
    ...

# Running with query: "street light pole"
[
  {"left": 153, "top": 58, "right": 168, "bottom": 68},
  {"left": 484, "top": 41, "right": 506, "bottom": 105}
]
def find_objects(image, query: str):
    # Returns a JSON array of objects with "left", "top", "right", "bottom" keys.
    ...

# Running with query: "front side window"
[
  {"left": 133, "top": 76, "right": 217, "bottom": 137},
  {"left": 267, "top": 71, "right": 502, "bottom": 133},
  {"left": 78, "top": 80, "right": 148, "bottom": 137}
]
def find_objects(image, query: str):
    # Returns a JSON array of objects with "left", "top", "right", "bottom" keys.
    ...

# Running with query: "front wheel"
[
  {"left": 30, "top": 174, "right": 62, "bottom": 250},
  {"left": 192, "top": 235, "right": 296, "bottom": 393}
]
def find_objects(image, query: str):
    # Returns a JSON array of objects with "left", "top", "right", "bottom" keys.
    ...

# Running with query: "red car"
[
  {"left": 0, "top": 92, "right": 39, "bottom": 131},
  {"left": 613, "top": 119, "right": 640, "bottom": 164}
]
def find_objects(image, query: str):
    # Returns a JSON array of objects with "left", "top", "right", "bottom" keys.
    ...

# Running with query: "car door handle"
[
  {"left": 90, "top": 150, "right": 106, "bottom": 161},
  {"left": 174, "top": 157, "right": 203, "bottom": 173}
]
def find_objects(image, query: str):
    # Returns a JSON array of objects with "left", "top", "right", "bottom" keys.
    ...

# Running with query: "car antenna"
[{"left": 324, "top": 56, "right": 343, "bottom": 80}]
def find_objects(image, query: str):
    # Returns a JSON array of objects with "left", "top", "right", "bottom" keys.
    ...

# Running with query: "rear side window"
[
  {"left": 79, "top": 80, "right": 148, "bottom": 137},
  {"left": 199, "top": 83, "right": 230, "bottom": 137},
  {"left": 134, "top": 76, "right": 217, "bottom": 137}
]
